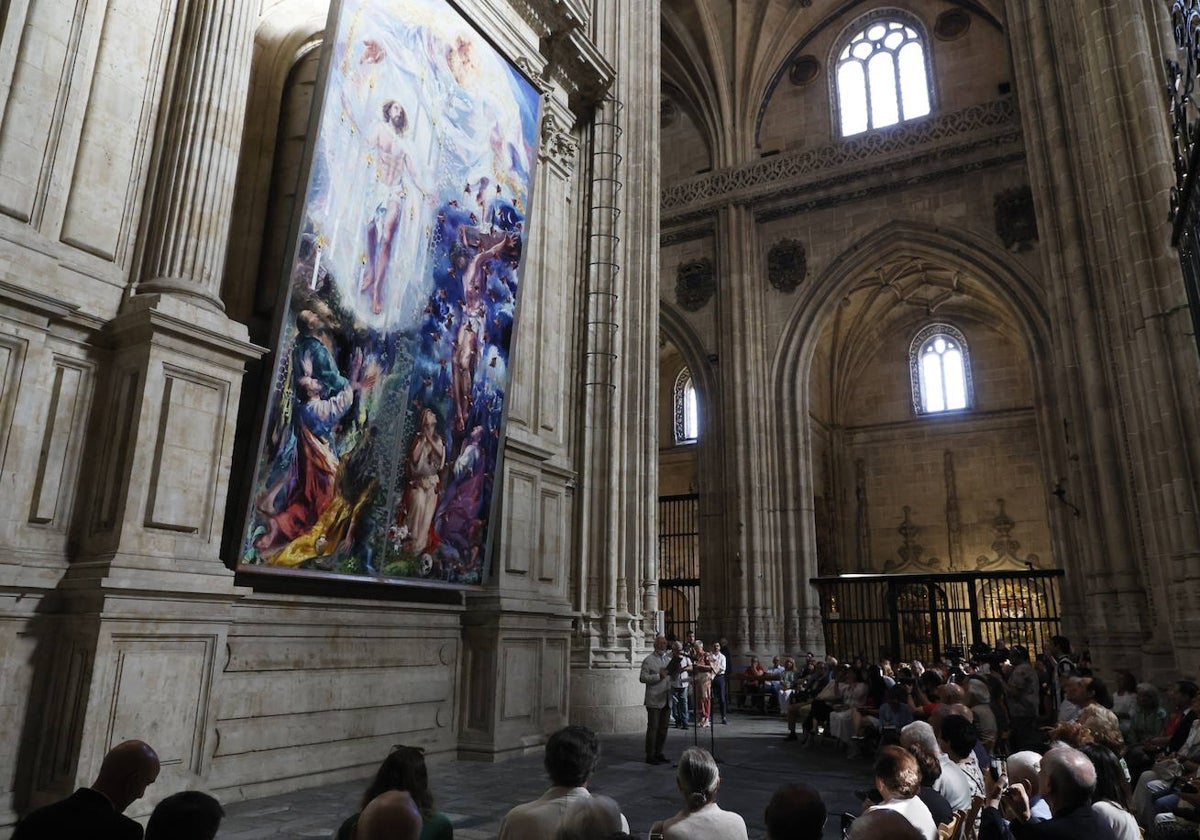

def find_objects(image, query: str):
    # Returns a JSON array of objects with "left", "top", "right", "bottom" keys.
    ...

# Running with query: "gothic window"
[
  {"left": 835, "top": 16, "right": 932, "bottom": 136},
  {"left": 910, "top": 324, "right": 972, "bottom": 415},
  {"left": 674, "top": 368, "right": 699, "bottom": 443}
]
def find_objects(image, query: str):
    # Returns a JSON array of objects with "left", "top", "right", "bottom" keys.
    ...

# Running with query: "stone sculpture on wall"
[
  {"left": 767, "top": 238, "right": 807, "bottom": 292},
  {"left": 993, "top": 185, "right": 1039, "bottom": 251},
  {"left": 676, "top": 258, "right": 715, "bottom": 311},
  {"left": 976, "top": 498, "right": 1041, "bottom": 570},
  {"left": 886, "top": 506, "right": 939, "bottom": 572}
]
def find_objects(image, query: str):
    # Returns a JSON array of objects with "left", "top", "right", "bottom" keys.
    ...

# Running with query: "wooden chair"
[
  {"left": 951, "top": 795, "right": 985, "bottom": 840},
  {"left": 937, "top": 811, "right": 962, "bottom": 840}
]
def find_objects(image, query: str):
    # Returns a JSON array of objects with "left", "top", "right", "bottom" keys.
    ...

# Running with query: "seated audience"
[
  {"left": 359, "top": 790, "right": 423, "bottom": 840},
  {"left": 648, "top": 746, "right": 747, "bottom": 840},
  {"left": 906, "top": 742, "right": 953, "bottom": 825},
  {"left": 145, "top": 791, "right": 224, "bottom": 840},
  {"left": 846, "top": 809, "right": 923, "bottom": 840},
  {"left": 1078, "top": 743, "right": 1139, "bottom": 840},
  {"left": 740, "top": 656, "right": 767, "bottom": 712},
  {"left": 763, "top": 782, "right": 826, "bottom": 840},
  {"left": 1126, "top": 683, "right": 1167, "bottom": 749},
  {"left": 829, "top": 667, "right": 868, "bottom": 756},
  {"left": 967, "top": 679, "right": 999, "bottom": 753},
  {"left": 784, "top": 661, "right": 830, "bottom": 740},
  {"left": 556, "top": 795, "right": 624, "bottom": 840},
  {"left": 1008, "top": 751, "right": 1053, "bottom": 823},
  {"left": 499, "top": 725, "right": 628, "bottom": 840},
  {"left": 940, "top": 713, "right": 986, "bottom": 802},
  {"left": 981, "top": 745, "right": 1119, "bottom": 840},
  {"left": 1133, "top": 689, "right": 1200, "bottom": 827},
  {"left": 13, "top": 739, "right": 160, "bottom": 840},
  {"left": 1111, "top": 672, "right": 1138, "bottom": 736},
  {"left": 866, "top": 746, "right": 938, "bottom": 840},
  {"left": 901, "top": 720, "right": 972, "bottom": 811},
  {"left": 338, "top": 744, "right": 452, "bottom": 840},
  {"left": 879, "top": 683, "right": 916, "bottom": 739}
]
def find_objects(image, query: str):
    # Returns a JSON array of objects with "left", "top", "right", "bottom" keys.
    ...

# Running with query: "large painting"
[{"left": 238, "top": 0, "right": 541, "bottom": 586}]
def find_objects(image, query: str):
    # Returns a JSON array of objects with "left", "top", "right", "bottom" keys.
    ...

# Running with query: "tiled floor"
[{"left": 217, "top": 714, "right": 873, "bottom": 839}]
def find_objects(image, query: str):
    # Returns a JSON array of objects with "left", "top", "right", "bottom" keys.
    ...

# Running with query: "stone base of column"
[
  {"left": 457, "top": 597, "right": 574, "bottom": 761},
  {"left": 568, "top": 666, "right": 644, "bottom": 735}
]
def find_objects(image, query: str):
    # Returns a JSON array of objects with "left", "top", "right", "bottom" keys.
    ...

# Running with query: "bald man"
[
  {"left": 14, "top": 740, "right": 160, "bottom": 839},
  {"left": 359, "top": 790, "right": 423, "bottom": 840},
  {"left": 847, "top": 808, "right": 923, "bottom": 840},
  {"left": 980, "top": 746, "right": 1117, "bottom": 840}
]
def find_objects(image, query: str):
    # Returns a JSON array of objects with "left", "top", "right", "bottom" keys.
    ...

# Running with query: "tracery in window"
[
  {"left": 674, "top": 368, "right": 699, "bottom": 443},
  {"left": 910, "top": 324, "right": 972, "bottom": 415},
  {"left": 836, "top": 16, "right": 932, "bottom": 137}
]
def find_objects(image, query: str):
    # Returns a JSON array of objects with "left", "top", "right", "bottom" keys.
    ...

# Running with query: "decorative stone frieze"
[{"left": 663, "top": 98, "right": 1020, "bottom": 213}]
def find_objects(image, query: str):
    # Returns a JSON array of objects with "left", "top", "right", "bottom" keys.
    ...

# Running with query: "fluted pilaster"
[{"left": 134, "top": 0, "right": 256, "bottom": 308}]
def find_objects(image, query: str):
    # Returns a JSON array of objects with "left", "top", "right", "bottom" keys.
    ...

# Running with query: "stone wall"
[{"left": 0, "top": 0, "right": 657, "bottom": 834}]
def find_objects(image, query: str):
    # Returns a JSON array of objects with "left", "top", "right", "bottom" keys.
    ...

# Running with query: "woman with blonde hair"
[{"left": 648, "top": 747, "right": 747, "bottom": 839}]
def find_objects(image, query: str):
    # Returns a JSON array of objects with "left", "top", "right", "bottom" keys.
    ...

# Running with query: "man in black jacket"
[
  {"left": 13, "top": 740, "right": 160, "bottom": 840},
  {"left": 980, "top": 746, "right": 1116, "bottom": 840}
]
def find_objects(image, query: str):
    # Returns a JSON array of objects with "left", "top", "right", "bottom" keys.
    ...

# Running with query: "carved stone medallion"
[
  {"left": 993, "top": 185, "right": 1039, "bottom": 251},
  {"left": 767, "top": 239, "right": 807, "bottom": 292},
  {"left": 675, "top": 258, "right": 715, "bottom": 311}
]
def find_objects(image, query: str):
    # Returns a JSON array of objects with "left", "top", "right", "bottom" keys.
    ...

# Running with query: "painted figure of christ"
[{"left": 361, "top": 99, "right": 421, "bottom": 315}]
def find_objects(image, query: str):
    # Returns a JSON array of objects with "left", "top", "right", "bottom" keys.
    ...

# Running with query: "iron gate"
[{"left": 658, "top": 493, "right": 700, "bottom": 640}]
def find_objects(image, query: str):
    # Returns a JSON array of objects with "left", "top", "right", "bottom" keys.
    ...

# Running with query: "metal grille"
[
  {"left": 658, "top": 494, "right": 700, "bottom": 640},
  {"left": 810, "top": 569, "right": 1064, "bottom": 663}
]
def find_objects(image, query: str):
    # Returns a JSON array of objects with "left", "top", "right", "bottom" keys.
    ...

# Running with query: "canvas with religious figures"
[{"left": 237, "top": 0, "right": 541, "bottom": 586}]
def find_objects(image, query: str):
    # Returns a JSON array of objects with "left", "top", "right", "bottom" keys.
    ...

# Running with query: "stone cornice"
[{"left": 661, "top": 97, "right": 1023, "bottom": 222}]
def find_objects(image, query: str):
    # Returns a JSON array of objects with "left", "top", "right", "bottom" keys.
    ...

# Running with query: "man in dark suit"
[
  {"left": 13, "top": 740, "right": 160, "bottom": 839},
  {"left": 980, "top": 745, "right": 1117, "bottom": 840}
]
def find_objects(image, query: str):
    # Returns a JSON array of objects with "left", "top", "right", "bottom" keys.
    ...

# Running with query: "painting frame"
[{"left": 234, "top": 0, "right": 543, "bottom": 591}]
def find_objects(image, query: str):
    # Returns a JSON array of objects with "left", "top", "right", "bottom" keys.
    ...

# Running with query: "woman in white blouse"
[
  {"left": 648, "top": 747, "right": 748, "bottom": 840},
  {"left": 1080, "top": 743, "right": 1141, "bottom": 840}
]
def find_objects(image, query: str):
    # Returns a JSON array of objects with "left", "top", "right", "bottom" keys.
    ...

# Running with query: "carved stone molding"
[
  {"left": 976, "top": 498, "right": 1040, "bottom": 570},
  {"left": 539, "top": 107, "right": 578, "bottom": 177},
  {"left": 662, "top": 98, "right": 1019, "bottom": 214},
  {"left": 675, "top": 258, "right": 715, "bottom": 311},
  {"left": 993, "top": 185, "right": 1039, "bottom": 251},
  {"left": 766, "top": 238, "right": 807, "bottom": 292},
  {"left": 886, "top": 506, "right": 938, "bottom": 572}
]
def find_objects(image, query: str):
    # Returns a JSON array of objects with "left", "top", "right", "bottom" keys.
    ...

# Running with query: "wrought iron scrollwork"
[{"left": 1168, "top": 1, "right": 1200, "bottom": 225}]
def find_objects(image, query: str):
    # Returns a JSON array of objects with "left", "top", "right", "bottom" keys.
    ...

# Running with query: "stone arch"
[
  {"left": 768, "top": 220, "right": 1064, "bottom": 643},
  {"left": 222, "top": 0, "right": 330, "bottom": 324},
  {"left": 660, "top": 300, "right": 729, "bottom": 642}
]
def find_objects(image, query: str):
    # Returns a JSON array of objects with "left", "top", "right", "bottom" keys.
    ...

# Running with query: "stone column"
[
  {"left": 713, "top": 202, "right": 785, "bottom": 655},
  {"left": 568, "top": 0, "right": 660, "bottom": 734},
  {"left": 1005, "top": 1, "right": 1200, "bottom": 676},
  {"left": 25, "top": 0, "right": 263, "bottom": 812}
]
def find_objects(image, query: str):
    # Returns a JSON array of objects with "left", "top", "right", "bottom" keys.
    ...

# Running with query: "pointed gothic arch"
[{"left": 767, "top": 220, "right": 1068, "bottom": 638}]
